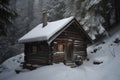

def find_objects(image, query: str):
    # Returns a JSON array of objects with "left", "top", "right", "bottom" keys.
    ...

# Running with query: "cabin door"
[{"left": 66, "top": 41, "right": 73, "bottom": 61}]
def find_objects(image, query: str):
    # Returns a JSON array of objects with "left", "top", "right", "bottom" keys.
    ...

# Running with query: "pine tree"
[{"left": 0, "top": 0, "right": 16, "bottom": 36}]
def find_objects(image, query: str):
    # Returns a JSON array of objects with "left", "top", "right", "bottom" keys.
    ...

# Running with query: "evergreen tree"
[{"left": 0, "top": 0, "right": 16, "bottom": 36}]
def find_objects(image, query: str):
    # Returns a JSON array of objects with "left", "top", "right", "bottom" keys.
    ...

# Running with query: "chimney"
[{"left": 42, "top": 10, "right": 48, "bottom": 27}]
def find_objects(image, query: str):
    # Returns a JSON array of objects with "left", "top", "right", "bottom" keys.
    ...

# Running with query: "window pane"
[
  {"left": 32, "top": 46, "right": 37, "bottom": 54},
  {"left": 58, "top": 44, "right": 64, "bottom": 52}
]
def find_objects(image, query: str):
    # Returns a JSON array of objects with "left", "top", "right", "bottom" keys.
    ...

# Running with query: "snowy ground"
[{"left": 0, "top": 28, "right": 120, "bottom": 80}]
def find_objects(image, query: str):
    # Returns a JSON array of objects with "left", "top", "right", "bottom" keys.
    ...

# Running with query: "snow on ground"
[
  {"left": 1, "top": 53, "right": 24, "bottom": 70},
  {"left": 0, "top": 27, "right": 120, "bottom": 80},
  {"left": 0, "top": 54, "right": 24, "bottom": 80}
]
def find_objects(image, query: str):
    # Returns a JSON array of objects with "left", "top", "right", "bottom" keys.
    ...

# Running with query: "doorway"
[{"left": 66, "top": 41, "right": 73, "bottom": 61}]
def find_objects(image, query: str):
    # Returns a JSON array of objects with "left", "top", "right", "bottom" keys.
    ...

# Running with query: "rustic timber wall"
[
  {"left": 53, "top": 52, "right": 65, "bottom": 63},
  {"left": 24, "top": 41, "right": 53, "bottom": 65},
  {"left": 52, "top": 22, "right": 88, "bottom": 63}
]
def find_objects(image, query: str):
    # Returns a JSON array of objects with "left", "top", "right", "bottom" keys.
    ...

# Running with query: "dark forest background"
[{"left": 0, "top": 0, "right": 120, "bottom": 64}]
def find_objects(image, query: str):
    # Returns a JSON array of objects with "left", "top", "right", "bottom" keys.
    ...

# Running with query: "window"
[
  {"left": 32, "top": 46, "right": 37, "bottom": 54},
  {"left": 58, "top": 44, "right": 64, "bottom": 52}
]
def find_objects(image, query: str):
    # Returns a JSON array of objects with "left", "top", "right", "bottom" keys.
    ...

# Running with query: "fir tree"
[{"left": 0, "top": 0, "right": 16, "bottom": 36}]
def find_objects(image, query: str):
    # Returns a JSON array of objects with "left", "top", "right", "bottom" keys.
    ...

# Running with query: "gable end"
[{"left": 48, "top": 18, "right": 92, "bottom": 44}]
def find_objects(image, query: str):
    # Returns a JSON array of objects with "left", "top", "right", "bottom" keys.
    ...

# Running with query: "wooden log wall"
[
  {"left": 24, "top": 41, "right": 53, "bottom": 65},
  {"left": 52, "top": 23, "right": 88, "bottom": 62},
  {"left": 53, "top": 52, "right": 65, "bottom": 63}
]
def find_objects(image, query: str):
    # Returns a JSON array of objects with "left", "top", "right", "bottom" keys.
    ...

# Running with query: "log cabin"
[{"left": 19, "top": 14, "right": 92, "bottom": 66}]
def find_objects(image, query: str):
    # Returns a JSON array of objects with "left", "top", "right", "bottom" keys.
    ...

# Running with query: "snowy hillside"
[{"left": 0, "top": 29, "right": 120, "bottom": 80}]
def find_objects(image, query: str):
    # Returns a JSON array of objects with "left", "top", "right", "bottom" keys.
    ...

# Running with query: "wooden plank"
[
  {"left": 63, "top": 31, "right": 80, "bottom": 35},
  {"left": 74, "top": 42, "right": 86, "bottom": 44},
  {"left": 74, "top": 40, "right": 85, "bottom": 43},
  {"left": 57, "top": 36, "right": 68, "bottom": 39},
  {"left": 68, "top": 37, "right": 83, "bottom": 40},
  {"left": 38, "top": 51, "right": 50, "bottom": 53},
  {"left": 26, "top": 59, "right": 49, "bottom": 65},
  {"left": 73, "top": 51, "right": 86, "bottom": 55},
  {"left": 65, "top": 26, "right": 80, "bottom": 33},
  {"left": 53, "top": 40, "right": 67, "bottom": 43},
  {"left": 59, "top": 33, "right": 82, "bottom": 39},
  {"left": 36, "top": 54, "right": 50, "bottom": 57},
  {"left": 55, "top": 38, "right": 68, "bottom": 41},
  {"left": 53, "top": 53, "right": 65, "bottom": 63},
  {"left": 67, "top": 34, "right": 82, "bottom": 38},
  {"left": 74, "top": 44, "right": 86, "bottom": 46},
  {"left": 26, "top": 58, "right": 49, "bottom": 61},
  {"left": 55, "top": 37, "right": 83, "bottom": 41},
  {"left": 74, "top": 46, "right": 86, "bottom": 51},
  {"left": 26, "top": 53, "right": 50, "bottom": 58}
]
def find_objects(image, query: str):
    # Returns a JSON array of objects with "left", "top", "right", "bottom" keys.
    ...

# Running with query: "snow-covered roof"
[{"left": 19, "top": 17, "right": 74, "bottom": 43}]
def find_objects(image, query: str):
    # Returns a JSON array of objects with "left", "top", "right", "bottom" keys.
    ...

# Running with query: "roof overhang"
[{"left": 18, "top": 17, "right": 93, "bottom": 44}]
